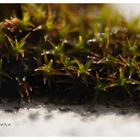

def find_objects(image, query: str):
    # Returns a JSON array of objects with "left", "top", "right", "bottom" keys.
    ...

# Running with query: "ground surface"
[{"left": 0, "top": 98, "right": 140, "bottom": 136}]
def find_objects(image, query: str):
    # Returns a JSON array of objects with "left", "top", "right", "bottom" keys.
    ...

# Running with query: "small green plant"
[
  {"left": 21, "top": 12, "right": 34, "bottom": 29},
  {"left": 35, "top": 59, "right": 61, "bottom": 84},
  {"left": 75, "top": 35, "right": 88, "bottom": 53},
  {"left": 75, "top": 59, "right": 92, "bottom": 79},
  {"left": 22, "top": 4, "right": 46, "bottom": 24},
  {"left": 60, "top": 56, "right": 77, "bottom": 77},
  {"left": 6, "top": 33, "right": 30, "bottom": 60},
  {"left": 105, "top": 67, "right": 140, "bottom": 96}
]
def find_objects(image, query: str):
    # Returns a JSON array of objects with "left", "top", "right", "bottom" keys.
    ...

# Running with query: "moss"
[{"left": 0, "top": 4, "right": 140, "bottom": 105}]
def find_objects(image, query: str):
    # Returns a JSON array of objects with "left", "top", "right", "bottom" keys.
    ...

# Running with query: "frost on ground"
[{"left": 0, "top": 105, "right": 140, "bottom": 136}]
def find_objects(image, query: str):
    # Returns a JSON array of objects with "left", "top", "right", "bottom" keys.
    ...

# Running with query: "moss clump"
[{"left": 0, "top": 4, "right": 140, "bottom": 105}]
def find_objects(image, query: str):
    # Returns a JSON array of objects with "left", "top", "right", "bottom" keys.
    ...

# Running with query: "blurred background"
[{"left": 0, "top": 4, "right": 140, "bottom": 21}]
